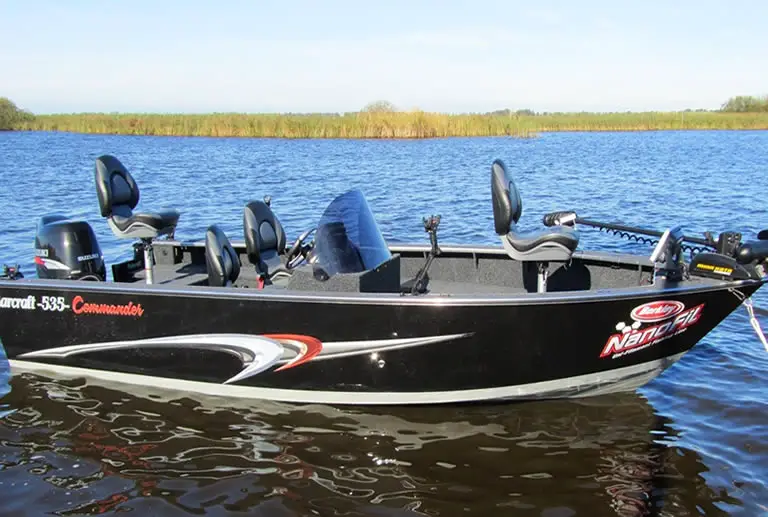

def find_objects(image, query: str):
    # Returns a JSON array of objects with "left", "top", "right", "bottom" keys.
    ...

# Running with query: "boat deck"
[
  {"left": 131, "top": 262, "right": 527, "bottom": 295},
  {"left": 116, "top": 239, "right": 714, "bottom": 297}
]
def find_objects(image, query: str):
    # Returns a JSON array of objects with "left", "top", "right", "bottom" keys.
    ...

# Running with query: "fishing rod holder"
[{"left": 408, "top": 215, "right": 442, "bottom": 294}]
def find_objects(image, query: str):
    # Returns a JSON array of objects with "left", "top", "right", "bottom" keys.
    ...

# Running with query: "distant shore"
[{"left": 10, "top": 111, "right": 768, "bottom": 138}]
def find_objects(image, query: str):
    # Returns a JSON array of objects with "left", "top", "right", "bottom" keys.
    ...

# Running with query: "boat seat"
[
  {"left": 503, "top": 226, "right": 579, "bottom": 261},
  {"left": 205, "top": 225, "right": 240, "bottom": 287},
  {"left": 95, "top": 155, "right": 180, "bottom": 284},
  {"left": 491, "top": 159, "right": 579, "bottom": 262},
  {"left": 243, "top": 200, "right": 290, "bottom": 282},
  {"left": 95, "top": 155, "right": 180, "bottom": 240}
]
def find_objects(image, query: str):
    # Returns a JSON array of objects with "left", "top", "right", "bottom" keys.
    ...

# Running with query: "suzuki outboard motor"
[{"left": 34, "top": 215, "right": 106, "bottom": 281}]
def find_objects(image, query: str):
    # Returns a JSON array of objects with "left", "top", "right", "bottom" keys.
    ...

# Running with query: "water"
[{"left": 0, "top": 131, "right": 766, "bottom": 515}]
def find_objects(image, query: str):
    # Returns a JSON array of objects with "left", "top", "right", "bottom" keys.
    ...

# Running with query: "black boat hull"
[{"left": 0, "top": 278, "right": 760, "bottom": 404}]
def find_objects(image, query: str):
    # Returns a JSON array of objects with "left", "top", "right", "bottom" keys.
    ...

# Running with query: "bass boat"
[{"left": 0, "top": 156, "right": 766, "bottom": 405}]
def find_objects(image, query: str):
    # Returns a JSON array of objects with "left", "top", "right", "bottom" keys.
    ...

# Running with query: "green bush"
[
  {"left": 720, "top": 95, "right": 768, "bottom": 112},
  {"left": 0, "top": 97, "right": 34, "bottom": 130}
]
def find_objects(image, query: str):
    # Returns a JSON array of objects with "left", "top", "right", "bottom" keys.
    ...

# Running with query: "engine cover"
[{"left": 34, "top": 215, "right": 106, "bottom": 280}]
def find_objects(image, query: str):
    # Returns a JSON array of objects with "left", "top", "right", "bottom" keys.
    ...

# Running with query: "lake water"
[{"left": 0, "top": 130, "right": 766, "bottom": 516}]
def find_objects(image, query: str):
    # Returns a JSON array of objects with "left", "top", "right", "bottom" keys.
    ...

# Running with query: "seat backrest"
[
  {"left": 490, "top": 159, "right": 522, "bottom": 235},
  {"left": 205, "top": 225, "right": 240, "bottom": 287},
  {"left": 95, "top": 155, "right": 140, "bottom": 219},
  {"left": 243, "top": 200, "right": 286, "bottom": 266}
]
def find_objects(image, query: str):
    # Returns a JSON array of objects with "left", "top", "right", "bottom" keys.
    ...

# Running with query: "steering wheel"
[{"left": 285, "top": 228, "right": 316, "bottom": 269}]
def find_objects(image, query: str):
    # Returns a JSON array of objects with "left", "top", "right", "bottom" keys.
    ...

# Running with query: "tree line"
[
  {"left": 0, "top": 97, "right": 34, "bottom": 130},
  {"left": 720, "top": 95, "right": 768, "bottom": 112}
]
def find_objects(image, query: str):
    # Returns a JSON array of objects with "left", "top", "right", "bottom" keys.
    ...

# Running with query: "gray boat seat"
[
  {"left": 95, "top": 155, "right": 179, "bottom": 240},
  {"left": 243, "top": 200, "right": 290, "bottom": 283},
  {"left": 491, "top": 159, "right": 579, "bottom": 262},
  {"left": 205, "top": 225, "right": 240, "bottom": 287}
]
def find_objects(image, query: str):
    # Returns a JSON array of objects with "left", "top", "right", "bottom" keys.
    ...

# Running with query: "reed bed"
[{"left": 14, "top": 110, "right": 768, "bottom": 138}]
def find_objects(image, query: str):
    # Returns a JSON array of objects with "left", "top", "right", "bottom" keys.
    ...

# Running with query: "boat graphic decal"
[
  {"left": 34, "top": 256, "right": 70, "bottom": 271},
  {"left": 312, "top": 334, "right": 472, "bottom": 361},
  {"left": 18, "top": 334, "right": 284, "bottom": 384},
  {"left": 267, "top": 334, "right": 324, "bottom": 371},
  {"left": 630, "top": 300, "right": 685, "bottom": 323},
  {"left": 601, "top": 301, "right": 705, "bottom": 359},
  {"left": 71, "top": 295, "right": 145, "bottom": 317},
  {"left": 17, "top": 333, "right": 472, "bottom": 383}
]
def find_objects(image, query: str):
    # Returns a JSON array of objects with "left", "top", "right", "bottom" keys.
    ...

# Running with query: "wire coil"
[{"left": 591, "top": 225, "right": 709, "bottom": 257}]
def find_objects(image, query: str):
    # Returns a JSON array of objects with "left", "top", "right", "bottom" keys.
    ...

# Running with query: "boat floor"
[{"left": 133, "top": 263, "right": 527, "bottom": 295}]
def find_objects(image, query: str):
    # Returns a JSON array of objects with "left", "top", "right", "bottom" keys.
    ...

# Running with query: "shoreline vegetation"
[{"left": 3, "top": 96, "right": 768, "bottom": 139}]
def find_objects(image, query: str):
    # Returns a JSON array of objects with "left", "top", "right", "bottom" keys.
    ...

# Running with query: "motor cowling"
[{"left": 34, "top": 215, "right": 106, "bottom": 280}]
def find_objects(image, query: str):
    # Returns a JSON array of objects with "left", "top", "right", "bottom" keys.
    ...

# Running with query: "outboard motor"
[{"left": 34, "top": 215, "right": 106, "bottom": 281}]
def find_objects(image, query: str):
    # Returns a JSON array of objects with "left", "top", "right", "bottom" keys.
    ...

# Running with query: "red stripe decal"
[
  {"left": 34, "top": 256, "right": 45, "bottom": 266},
  {"left": 266, "top": 334, "right": 323, "bottom": 371}
]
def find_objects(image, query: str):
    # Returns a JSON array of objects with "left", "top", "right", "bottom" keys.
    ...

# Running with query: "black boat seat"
[
  {"left": 491, "top": 159, "right": 579, "bottom": 262},
  {"left": 95, "top": 155, "right": 180, "bottom": 240},
  {"left": 243, "top": 200, "right": 290, "bottom": 281},
  {"left": 503, "top": 226, "right": 579, "bottom": 261},
  {"left": 109, "top": 209, "right": 180, "bottom": 239},
  {"left": 205, "top": 225, "right": 240, "bottom": 287}
]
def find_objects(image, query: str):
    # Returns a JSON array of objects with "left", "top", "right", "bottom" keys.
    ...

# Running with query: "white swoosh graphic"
[
  {"left": 18, "top": 333, "right": 473, "bottom": 383},
  {"left": 18, "top": 334, "right": 284, "bottom": 385},
  {"left": 309, "top": 333, "right": 472, "bottom": 361}
]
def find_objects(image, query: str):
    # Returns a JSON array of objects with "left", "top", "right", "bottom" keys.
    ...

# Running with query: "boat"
[{"left": 0, "top": 155, "right": 766, "bottom": 405}]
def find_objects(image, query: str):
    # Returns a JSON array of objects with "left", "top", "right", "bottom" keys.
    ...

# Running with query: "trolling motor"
[
  {"left": 408, "top": 215, "right": 442, "bottom": 294},
  {"left": 543, "top": 211, "right": 768, "bottom": 281},
  {"left": 543, "top": 211, "right": 768, "bottom": 351}
]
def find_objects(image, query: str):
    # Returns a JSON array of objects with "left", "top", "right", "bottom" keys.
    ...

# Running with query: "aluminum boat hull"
[{"left": 0, "top": 273, "right": 760, "bottom": 405}]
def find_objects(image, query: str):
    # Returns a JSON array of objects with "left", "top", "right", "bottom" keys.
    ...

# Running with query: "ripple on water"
[{"left": 0, "top": 375, "right": 734, "bottom": 516}]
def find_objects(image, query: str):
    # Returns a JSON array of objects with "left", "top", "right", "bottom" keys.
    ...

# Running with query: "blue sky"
[{"left": 1, "top": 0, "right": 766, "bottom": 114}]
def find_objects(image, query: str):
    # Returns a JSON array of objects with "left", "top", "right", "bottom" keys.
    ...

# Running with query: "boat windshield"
[{"left": 310, "top": 189, "right": 391, "bottom": 278}]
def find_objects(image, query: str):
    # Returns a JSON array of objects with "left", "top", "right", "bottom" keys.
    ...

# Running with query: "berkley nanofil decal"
[
  {"left": 630, "top": 300, "right": 685, "bottom": 323},
  {"left": 601, "top": 301, "right": 704, "bottom": 359}
]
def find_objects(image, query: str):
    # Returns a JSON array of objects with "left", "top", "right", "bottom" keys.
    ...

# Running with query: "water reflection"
[
  {"left": 0, "top": 373, "right": 734, "bottom": 517},
  {"left": 0, "top": 339, "right": 9, "bottom": 397},
  {"left": 0, "top": 340, "right": 11, "bottom": 421}
]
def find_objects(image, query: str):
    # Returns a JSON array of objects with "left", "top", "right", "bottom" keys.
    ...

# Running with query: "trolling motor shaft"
[
  {"left": 542, "top": 210, "right": 768, "bottom": 284},
  {"left": 543, "top": 211, "right": 714, "bottom": 252}
]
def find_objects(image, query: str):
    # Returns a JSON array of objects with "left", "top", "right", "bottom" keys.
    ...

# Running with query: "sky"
[{"left": 1, "top": 0, "right": 766, "bottom": 114}]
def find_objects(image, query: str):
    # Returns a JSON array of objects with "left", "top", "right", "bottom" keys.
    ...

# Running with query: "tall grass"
[
  {"left": 13, "top": 110, "right": 768, "bottom": 138},
  {"left": 16, "top": 111, "right": 539, "bottom": 138}
]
